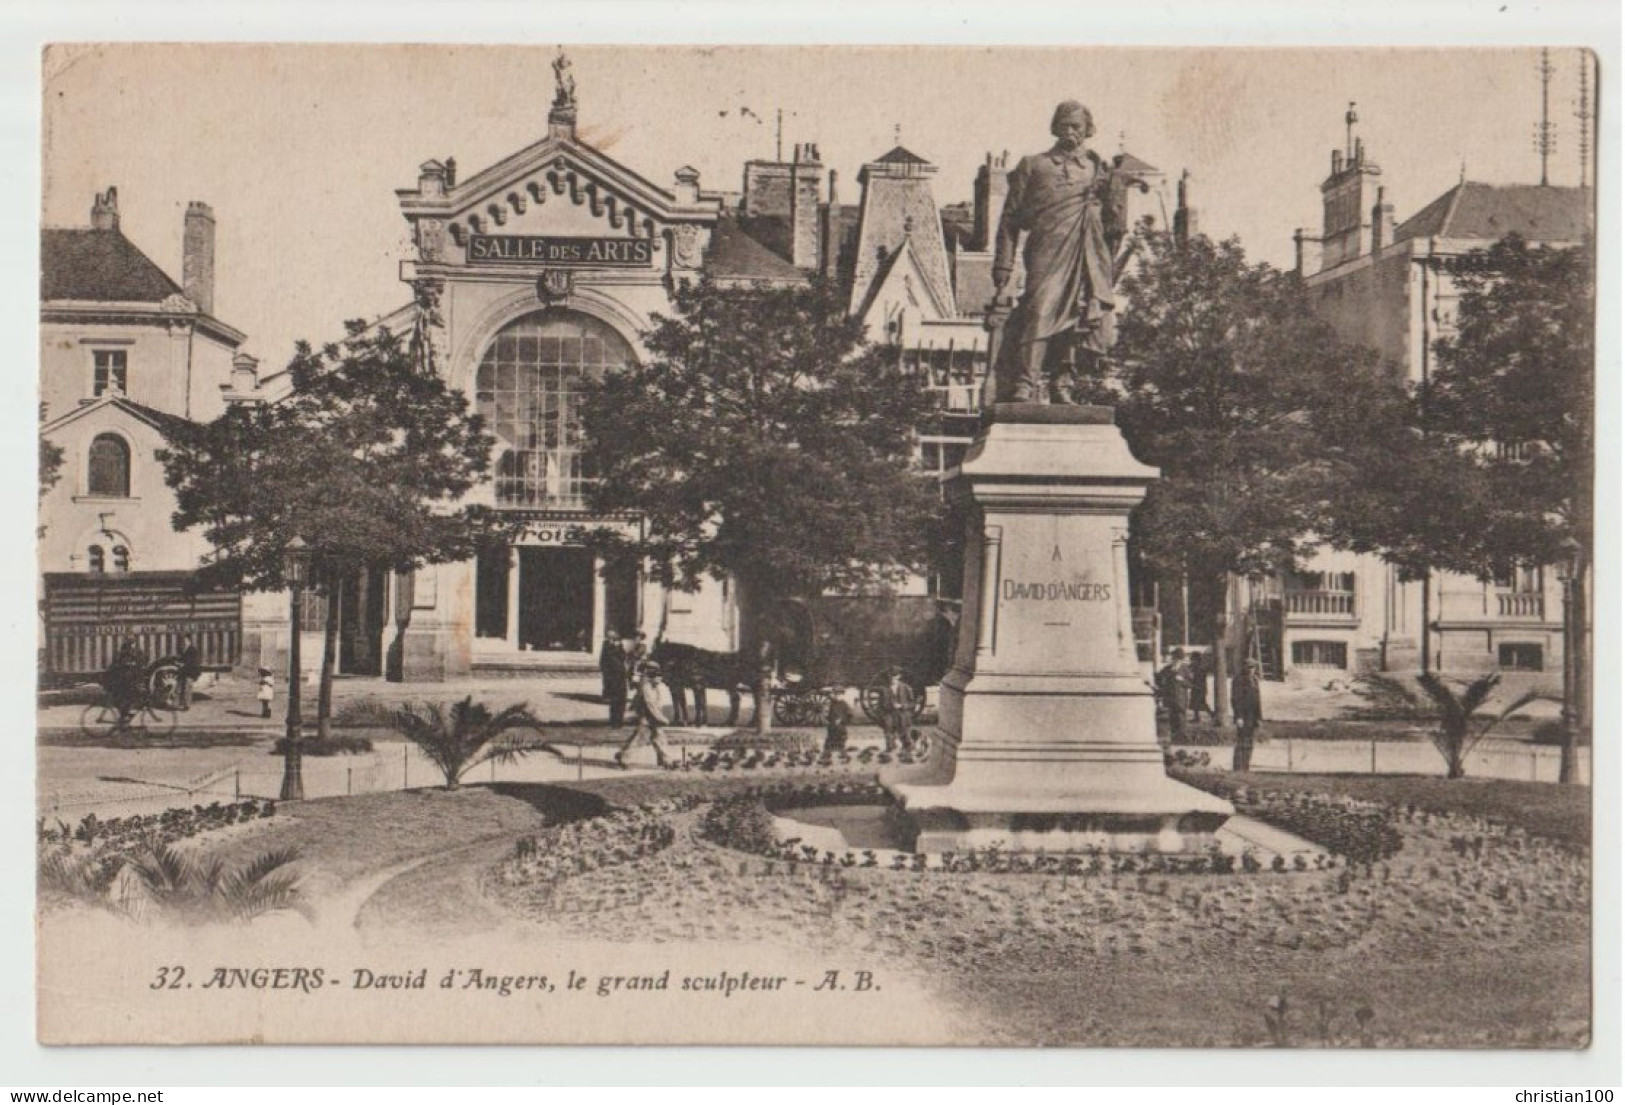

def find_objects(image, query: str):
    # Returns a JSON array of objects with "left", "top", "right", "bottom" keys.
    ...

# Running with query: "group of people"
[
  {"left": 100, "top": 634, "right": 204, "bottom": 727},
  {"left": 1155, "top": 647, "right": 1264, "bottom": 771},
  {"left": 818, "top": 669, "right": 919, "bottom": 757},
  {"left": 598, "top": 630, "right": 669, "bottom": 769}
]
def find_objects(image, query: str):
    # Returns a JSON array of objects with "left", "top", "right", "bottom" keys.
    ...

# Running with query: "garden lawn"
[{"left": 130, "top": 769, "right": 1590, "bottom": 1047}]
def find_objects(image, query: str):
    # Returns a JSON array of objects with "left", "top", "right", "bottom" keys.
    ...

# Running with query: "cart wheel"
[
  {"left": 860, "top": 680, "right": 887, "bottom": 724},
  {"left": 148, "top": 663, "right": 183, "bottom": 710},
  {"left": 772, "top": 695, "right": 797, "bottom": 726}
]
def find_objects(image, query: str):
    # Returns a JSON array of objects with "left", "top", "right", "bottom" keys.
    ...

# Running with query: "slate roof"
[
  {"left": 873, "top": 146, "right": 931, "bottom": 166},
  {"left": 703, "top": 216, "right": 809, "bottom": 283},
  {"left": 1112, "top": 152, "right": 1162, "bottom": 179},
  {"left": 1392, "top": 182, "right": 1589, "bottom": 245},
  {"left": 41, "top": 228, "right": 184, "bottom": 303}
]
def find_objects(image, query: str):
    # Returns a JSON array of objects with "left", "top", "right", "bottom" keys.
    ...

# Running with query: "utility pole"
[
  {"left": 775, "top": 108, "right": 783, "bottom": 163},
  {"left": 1535, "top": 48, "right": 1557, "bottom": 186}
]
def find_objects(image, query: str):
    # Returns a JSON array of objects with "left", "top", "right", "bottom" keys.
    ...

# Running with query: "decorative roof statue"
[{"left": 551, "top": 50, "right": 577, "bottom": 116}]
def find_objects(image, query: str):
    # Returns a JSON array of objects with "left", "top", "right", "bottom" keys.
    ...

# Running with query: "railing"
[
  {"left": 1284, "top": 591, "right": 1356, "bottom": 616},
  {"left": 926, "top": 383, "right": 983, "bottom": 413},
  {"left": 1496, "top": 593, "right": 1545, "bottom": 618}
]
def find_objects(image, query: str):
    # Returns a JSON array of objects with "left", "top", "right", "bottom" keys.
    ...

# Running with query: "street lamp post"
[
  {"left": 1556, "top": 536, "right": 1583, "bottom": 785},
  {"left": 280, "top": 536, "right": 312, "bottom": 801}
]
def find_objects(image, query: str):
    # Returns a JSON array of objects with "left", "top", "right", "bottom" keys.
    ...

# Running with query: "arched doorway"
[{"left": 470, "top": 309, "right": 640, "bottom": 655}]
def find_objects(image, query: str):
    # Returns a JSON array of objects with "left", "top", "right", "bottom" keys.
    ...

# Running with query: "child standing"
[{"left": 257, "top": 667, "right": 276, "bottom": 719}]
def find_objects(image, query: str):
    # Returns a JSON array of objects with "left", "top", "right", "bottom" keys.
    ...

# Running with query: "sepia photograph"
[{"left": 28, "top": 37, "right": 1608, "bottom": 1060}]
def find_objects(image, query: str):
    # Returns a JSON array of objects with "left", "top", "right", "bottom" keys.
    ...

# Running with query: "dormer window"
[
  {"left": 87, "top": 545, "right": 105, "bottom": 573},
  {"left": 93, "top": 350, "right": 127, "bottom": 397}
]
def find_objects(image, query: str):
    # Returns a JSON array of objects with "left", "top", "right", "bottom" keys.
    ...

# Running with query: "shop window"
[
  {"left": 475, "top": 310, "right": 634, "bottom": 509},
  {"left": 87, "top": 434, "right": 131, "bottom": 497},
  {"left": 92, "top": 350, "right": 127, "bottom": 397},
  {"left": 86, "top": 545, "right": 105, "bottom": 573},
  {"left": 1498, "top": 643, "right": 1544, "bottom": 672},
  {"left": 1290, "top": 640, "right": 1348, "bottom": 669}
]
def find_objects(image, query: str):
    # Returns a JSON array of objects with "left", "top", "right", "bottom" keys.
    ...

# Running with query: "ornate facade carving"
[{"left": 671, "top": 224, "right": 704, "bottom": 270}]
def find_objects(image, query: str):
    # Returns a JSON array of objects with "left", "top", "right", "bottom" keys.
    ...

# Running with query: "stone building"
[
  {"left": 39, "top": 188, "right": 263, "bottom": 679},
  {"left": 1250, "top": 113, "right": 1590, "bottom": 683}
]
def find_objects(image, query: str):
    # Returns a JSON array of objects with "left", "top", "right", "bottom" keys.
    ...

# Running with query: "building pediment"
[{"left": 397, "top": 136, "right": 722, "bottom": 268}]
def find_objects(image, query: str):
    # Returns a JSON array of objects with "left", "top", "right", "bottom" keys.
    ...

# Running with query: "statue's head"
[{"left": 1050, "top": 101, "right": 1095, "bottom": 149}]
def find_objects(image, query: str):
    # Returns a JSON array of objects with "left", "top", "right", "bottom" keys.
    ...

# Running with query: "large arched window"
[
  {"left": 474, "top": 310, "right": 634, "bottom": 508},
  {"left": 87, "top": 433, "right": 131, "bottom": 498}
]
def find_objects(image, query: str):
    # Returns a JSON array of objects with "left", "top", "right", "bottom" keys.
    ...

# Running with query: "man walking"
[
  {"left": 1231, "top": 659, "right": 1264, "bottom": 772},
  {"left": 599, "top": 630, "right": 627, "bottom": 726},
  {"left": 615, "top": 661, "right": 671, "bottom": 769}
]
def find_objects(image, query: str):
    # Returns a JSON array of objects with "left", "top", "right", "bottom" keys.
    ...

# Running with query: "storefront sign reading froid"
[{"left": 467, "top": 234, "right": 654, "bottom": 267}]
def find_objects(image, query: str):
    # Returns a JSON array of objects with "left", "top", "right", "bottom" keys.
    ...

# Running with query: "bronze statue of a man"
[{"left": 990, "top": 101, "right": 1129, "bottom": 404}]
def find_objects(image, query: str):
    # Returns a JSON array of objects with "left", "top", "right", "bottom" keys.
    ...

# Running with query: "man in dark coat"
[
  {"left": 823, "top": 686, "right": 853, "bottom": 754},
  {"left": 177, "top": 635, "right": 203, "bottom": 710},
  {"left": 599, "top": 630, "right": 627, "bottom": 726},
  {"left": 880, "top": 669, "right": 916, "bottom": 753},
  {"left": 1231, "top": 659, "right": 1264, "bottom": 771},
  {"left": 103, "top": 637, "right": 147, "bottom": 728},
  {"left": 1156, "top": 648, "right": 1191, "bottom": 743}
]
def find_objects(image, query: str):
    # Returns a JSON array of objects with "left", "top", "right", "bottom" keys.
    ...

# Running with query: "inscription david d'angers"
[{"left": 1002, "top": 580, "right": 1111, "bottom": 602}]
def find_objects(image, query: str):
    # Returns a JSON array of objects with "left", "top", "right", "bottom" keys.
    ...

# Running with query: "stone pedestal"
[{"left": 891, "top": 404, "right": 1231, "bottom": 853}]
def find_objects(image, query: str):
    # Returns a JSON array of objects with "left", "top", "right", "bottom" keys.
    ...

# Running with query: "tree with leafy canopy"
[
  {"left": 1096, "top": 228, "right": 1391, "bottom": 725},
  {"left": 159, "top": 322, "right": 508, "bottom": 738},
  {"left": 1324, "top": 234, "right": 1594, "bottom": 781},
  {"left": 575, "top": 276, "right": 943, "bottom": 729},
  {"left": 38, "top": 403, "right": 64, "bottom": 537}
]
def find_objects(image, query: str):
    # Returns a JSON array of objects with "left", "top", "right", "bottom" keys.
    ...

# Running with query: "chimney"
[
  {"left": 673, "top": 165, "right": 701, "bottom": 205},
  {"left": 183, "top": 201, "right": 216, "bottom": 315},
  {"left": 1371, "top": 186, "right": 1394, "bottom": 254},
  {"left": 90, "top": 187, "right": 119, "bottom": 231},
  {"left": 1173, "top": 169, "right": 1198, "bottom": 244},
  {"left": 220, "top": 352, "right": 261, "bottom": 404},
  {"left": 788, "top": 142, "right": 822, "bottom": 270},
  {"left": 972, "top": 151, "right": 1010, "bottom": 252},
  {"left": 443, "top": 157, "right": 457, "bottom": 188},
  {"left": 417, "top": 160, "right": 447, "bottom": 197}
]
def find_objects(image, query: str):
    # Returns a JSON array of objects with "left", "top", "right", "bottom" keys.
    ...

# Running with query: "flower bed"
[
  {"left": 697, "top": 783, "right": 1337, "bottom": 876},
  {"left": 665, "top": 744, "right": 925, "bottom": 773},
  {"left": 37, "top": 800, "right": 276, "bottom": 855},
  {"left": 492, "top": 796, "right": 702, "bottom": 890},
  {"left": 1174, "top": 771, "right": 1403, "bottom": 864}
]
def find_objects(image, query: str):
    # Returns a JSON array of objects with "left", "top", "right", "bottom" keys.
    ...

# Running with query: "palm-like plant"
[
  {"left": 123, "top": 842, "right": 306, "bottom": 925},
  {"left": 1389, "top": 673, "right": 1544, "bottom": 780},
  {"left": 388, "top": 697, "right": 540, "bottom": 790}
]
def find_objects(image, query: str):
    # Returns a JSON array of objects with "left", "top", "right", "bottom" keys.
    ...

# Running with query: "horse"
[{"left": 651, "top": 640, "right": 773, "bottom": 727}]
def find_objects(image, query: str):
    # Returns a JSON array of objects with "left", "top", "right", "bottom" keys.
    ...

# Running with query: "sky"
[{"left": 41, "top": 44, "right": 1594, "bottom": 367}]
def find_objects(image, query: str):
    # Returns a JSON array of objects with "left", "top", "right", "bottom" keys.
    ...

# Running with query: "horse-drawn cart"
[
  {"left": 40, "top": 572, "right": 241, "bottom": 701},
  {"left": 762, "top": 596, "right": 957, "bottom": 725}
]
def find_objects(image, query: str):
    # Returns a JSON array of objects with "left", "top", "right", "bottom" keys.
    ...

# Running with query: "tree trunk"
[
  {"left": 317, "top": 580, "right": 341, "bottom": 741},
  {"left": 1559, "top": 567, "right": 1585, "bottom": 785}
]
